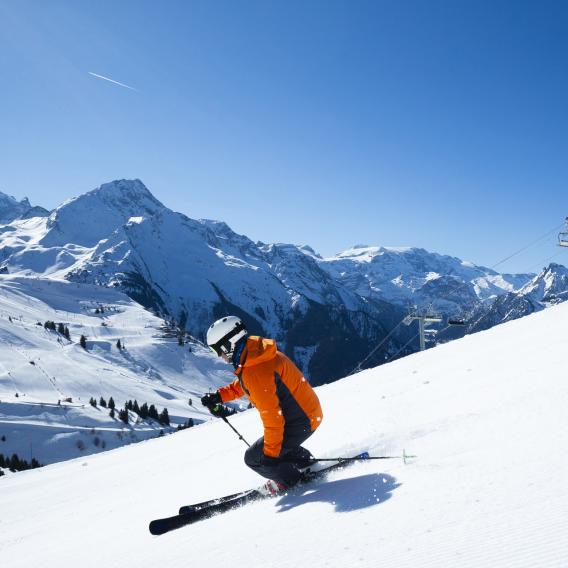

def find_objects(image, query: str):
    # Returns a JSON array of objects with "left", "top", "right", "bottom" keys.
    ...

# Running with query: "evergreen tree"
[
  {"left": 109, "top": 407, "right": 115, "bottom": 419},
  {"left": 140, "top": 402, "right": 149, "bottom": 419},
  {"left": 133, "top": 400, "right": 140, "bottom": 415},
  {"left": 89, "top": 397, "right": 97, "bottom": 408},
  {"left": 126, "top": 400, "right": 133, "bottom": 411},
  {"left": 159, "top": 408, "right": 170, "bottom": 426},
  {"left": 108, "top": 397, "right": 115, "bottom": 410},
  {"left": 119, "top": 408, "right": 129, "bottom": 424},
  {"left": 57, "top": 322, "right": 65, "bottom": 335},
  {"left": 95, "top": 308, "right": 100, "bottom": 314},
  {"left": 9, "top": 454, "right": 21, "bottom": 471},
  {"left": 80, "top": 334, "right": 87, "bottom": 349},
  {"left": 149, "top": 404, "right": 159, "bottom": 420},
  {"left": 116, "top": 339, "right": 122, "bottom": 350},
  {"left": 64, "top": 326, "right": 71, "bottom": 340},
  {"left": 99, "top": 396, "right": 107, "bottom": 408}
]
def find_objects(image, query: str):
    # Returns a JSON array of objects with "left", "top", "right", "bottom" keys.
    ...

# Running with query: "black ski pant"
[{"left": 244, "top": 422, "right": 314, "bottom": 486}]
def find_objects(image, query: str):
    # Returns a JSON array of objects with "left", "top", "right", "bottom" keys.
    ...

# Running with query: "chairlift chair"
[{"left": 559, "top": 217, "right": 568, "bottom": 247}]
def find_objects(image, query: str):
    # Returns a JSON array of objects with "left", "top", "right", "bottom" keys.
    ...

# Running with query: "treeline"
[
  {"left": 42, "top": 321, "right": 71, "bottom": 340},
  {"left": 177, "top": 418, "right": 195, "bottom": 431},
  {"left": 0, "top": 452, "right": 42, "bottom": 473},
  {"left": 89, "top": 396, "right": 171, "bottom": 426},
  {"left": 94, "top": 305, "right": 120, "bottom": 314}
]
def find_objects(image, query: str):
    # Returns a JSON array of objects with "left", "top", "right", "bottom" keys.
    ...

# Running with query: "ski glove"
[
  {"left": 201, "top": 391, "right": 234, "bottom": 418},
  {"left": 201, "top": 391, "right": 222, "bottom": 409}
]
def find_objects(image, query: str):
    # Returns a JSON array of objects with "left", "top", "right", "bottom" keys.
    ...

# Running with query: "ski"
[
  {"left": 149, "top": 452, "right": 370, "bottom": 536},
  {"left": 176, "top": 452, "right": 372, "bottom": 516},
  {"left": 177, "top": 489, "right": 257, "bottom": 515}
]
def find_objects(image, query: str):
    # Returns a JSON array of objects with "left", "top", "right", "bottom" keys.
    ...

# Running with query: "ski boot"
[{"left": 261, "top": 479, "right": 288, "bottom": 496}]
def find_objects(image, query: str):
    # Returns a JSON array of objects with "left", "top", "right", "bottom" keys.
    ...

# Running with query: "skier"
[{"left": 201, "top": 316, "right": 323, "bottom": 494}]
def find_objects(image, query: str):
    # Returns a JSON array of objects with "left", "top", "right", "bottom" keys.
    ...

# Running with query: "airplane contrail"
[{"left": 88, "top": 71, "right": 137, "bottom": 91}]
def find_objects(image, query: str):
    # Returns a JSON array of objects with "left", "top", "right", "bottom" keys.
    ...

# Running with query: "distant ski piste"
[{"left": 0, "top": 276, "right": 234, "bottom": 465}]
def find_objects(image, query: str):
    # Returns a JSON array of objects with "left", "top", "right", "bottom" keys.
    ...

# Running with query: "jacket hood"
[{"left": 239, "top": 336, "right": 277, "bottom": 368}]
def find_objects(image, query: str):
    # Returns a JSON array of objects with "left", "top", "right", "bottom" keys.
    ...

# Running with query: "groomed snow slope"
[{"left": 2, "top": 301, "right": 567, "bottom": 567}]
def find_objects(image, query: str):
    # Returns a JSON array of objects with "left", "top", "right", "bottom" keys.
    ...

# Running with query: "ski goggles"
[{"left": 208, "top": 322, "right": 245, "bottom": 357}]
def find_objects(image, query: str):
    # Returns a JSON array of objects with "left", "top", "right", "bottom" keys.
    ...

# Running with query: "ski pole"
[
  {"left": 203, "top": 397, "right": 251, "bottom": 447},
  {"left": 303, "top": 449, "right": 417, "bottom": 465},
  {"left": 219, "top": 414, "right": 250, "bottom": 447}
]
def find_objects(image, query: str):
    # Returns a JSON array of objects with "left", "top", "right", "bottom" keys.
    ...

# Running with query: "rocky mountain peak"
[
  {"left": 44, "top": 179, "right": 166, "bottom": 248},
  {"left": 0, "top": 191, "right": 49, "bottom": 224}
]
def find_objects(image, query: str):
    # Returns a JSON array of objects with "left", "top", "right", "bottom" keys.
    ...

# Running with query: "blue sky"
[{"left": 0, "top": 0, "right": 567, "bottom": 272}]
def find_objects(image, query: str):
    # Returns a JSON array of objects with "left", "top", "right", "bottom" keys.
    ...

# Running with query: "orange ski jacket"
[{"left": 218, "top": 336, "right": 323, "bottom": 458}]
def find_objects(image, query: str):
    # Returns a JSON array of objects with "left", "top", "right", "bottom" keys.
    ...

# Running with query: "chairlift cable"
[
  {"left": 347, "top": 316, "right": 407, "bottom": 376},
  {"left": 490, "top": 222, "right": 565, "bottom": 271},
  {"left": 384, "top": 332, "right": 420, "bottom": 364},
  {"left": 349, "top": 219, "right": 565, "bottom": 376},
  {"left": 523, "top": 250, "right": 565, "bottom": 274}
]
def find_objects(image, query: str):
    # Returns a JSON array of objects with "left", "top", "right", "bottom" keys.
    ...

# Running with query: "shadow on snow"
[{"left": 274, "top": 473, "right": 400, "bottom": 514}]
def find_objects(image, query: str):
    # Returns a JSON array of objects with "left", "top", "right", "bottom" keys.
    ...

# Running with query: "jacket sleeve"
[
  {"left": 248, "top": 372, "right": 285, "bottom": 458},
  {"left": 218, "top": 379, "right": 245, "bottom": 403}
]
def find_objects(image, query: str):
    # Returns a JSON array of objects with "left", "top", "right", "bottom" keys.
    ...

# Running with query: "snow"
[
  {"left": 323, "top": 245, "right": 534, "bottom": 313},
  {"left": 1, "top": 295, "right": 567, "bottom": 567},
  {"left": 1, "top": 179, "right": 548, "bottom": 384},
  {"left": 0, "top": 191, "right": 48, "bottom": 224},
  {"left": 0, "top": 275, "right": 232, "bottom": 465}
]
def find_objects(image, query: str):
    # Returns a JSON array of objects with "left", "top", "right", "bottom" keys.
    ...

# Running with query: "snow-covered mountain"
[
  {"left": 2, "top": 287, "right": 567, "bottom": 567},
  {"left": 466, "top": 262, "right": 568, "bottom": 334},
  {"left": 1, "top": 179, "right": 565, "bottom": 383},
  {"left": 0, "top": 180, "right": 404, "bottom": 384},
  {"left": 0, "top": 275, "right": 233, "bottom": 466},
  {"left": 0, "top": 191, "right": 49, "bottom": 224},
  {"left": 321, "top": 244, "right": 532, "bottom": 314}
]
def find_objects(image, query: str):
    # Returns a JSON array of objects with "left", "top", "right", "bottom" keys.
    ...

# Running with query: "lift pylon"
[{"left": 403, "top": 309, "right": 443, "bottom": 351}]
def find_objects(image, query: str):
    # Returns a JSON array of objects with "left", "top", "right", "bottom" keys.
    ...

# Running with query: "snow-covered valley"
[{"left": 1, "top": 287, "right": 566, "bottom": 567}]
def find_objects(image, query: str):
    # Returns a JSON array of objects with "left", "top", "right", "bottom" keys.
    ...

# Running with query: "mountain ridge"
[
  {"left": 0, "top": 191, "right": 49, "bottom": 224},
  {"left": 0, "top": 179, "right": 565, "bottom": 383}
]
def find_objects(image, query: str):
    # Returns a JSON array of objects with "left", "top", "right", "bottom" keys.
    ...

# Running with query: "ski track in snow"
[{"left": 1, "top": 284, "right": 568, "bottom": 567}]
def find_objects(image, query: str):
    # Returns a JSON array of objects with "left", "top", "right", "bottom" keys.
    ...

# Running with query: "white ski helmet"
[{"left": 206, "top": 316, "right": 247, "bottom": 357}]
